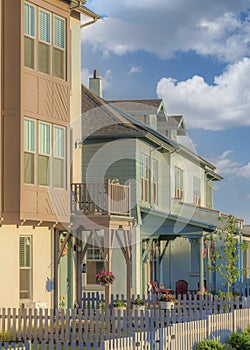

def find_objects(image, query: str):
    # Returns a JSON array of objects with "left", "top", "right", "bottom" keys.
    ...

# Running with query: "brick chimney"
[{"left": 89, "top": 69, "right": 102, "bottom": 98}]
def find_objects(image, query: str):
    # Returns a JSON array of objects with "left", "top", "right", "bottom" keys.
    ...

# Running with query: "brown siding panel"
[
  {"left": 53, "top": 82, "right": 70, "bottom": 122},
  {"left": 23, "top": 73, "right": 38, "bottom": 114},
  {"left": 38, "top": 78, "right": 54, "bottom": 119}
]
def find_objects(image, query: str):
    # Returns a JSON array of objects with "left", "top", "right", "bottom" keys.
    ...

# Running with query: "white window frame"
[
  {"left": 24, "top": 117, "right": 36, "bottom": 185},
  {"left": 152, "top": 159, "right": 158, "bottom": 205},
  {"left": 193, "top": 176, "right": 201, "bottom": 206},
  {"left": 86, "top": 235, "right": 104, "bottom": 286},
  {"left": 174, "top": 166, "right": 184, "bottom": 200},
  {"left": 141, "top": 154, "right": 150, "bottom": 202},
  {"left": 24, "top": 2, "right": 36, "bottom": 69},
  {"left": 53, "top": 15, "right": 66, "bottom": 80},
  {"left": 38, "top": 8, "right": 51, "bottom": 74},
  {"left": 19, "top": 235, "right": 33, "bottom": 301},
  {"left": 38, "top": 121, "right": 51, "bottom": 186},
  {"left": 53, "top": 125, "right": 66, "bottom": 188}
]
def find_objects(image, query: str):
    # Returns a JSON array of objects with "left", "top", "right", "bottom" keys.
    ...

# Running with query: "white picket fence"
[
  {"left": 0, "top": 295, "right": 249, "bottom": 342},
  {"left": 1, "top": 309, "right": 250, "bottom": 349}
]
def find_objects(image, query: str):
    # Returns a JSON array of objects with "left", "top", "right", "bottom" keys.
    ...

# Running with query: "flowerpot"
[{"left": 159, "top": 301, "right": 175, "bottom": 310}]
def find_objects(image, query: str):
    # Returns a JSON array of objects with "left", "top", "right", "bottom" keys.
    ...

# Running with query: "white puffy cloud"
[
  {"left": 82, "top": 2, "right": 250, "bottom": 62},
  {"left": 156, "top": 58, "right": 250, "bottom": 130},
  {"left": 210, "top": 150, "right": 250, "bottom": 180}
]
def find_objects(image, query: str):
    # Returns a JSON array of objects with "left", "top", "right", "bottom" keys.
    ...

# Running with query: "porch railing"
[
  {"left": 171, "top": 199, "right": 220, "bottom": 226},
  {"left": 71, "top": 180, "right": 131, "bottom": 217}
]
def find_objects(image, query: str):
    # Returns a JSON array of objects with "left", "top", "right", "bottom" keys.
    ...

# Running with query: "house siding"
[{"left": 0, "top": 225, "right": 53, "bottom": 308}]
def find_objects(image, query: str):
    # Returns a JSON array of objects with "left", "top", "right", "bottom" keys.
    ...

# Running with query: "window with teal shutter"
[
  {"left": 38, "top": 9, "right": 51, "bottom": 74},
  {"left": 38, "top": 122, "right": 51, "bottom": 186},
  {"left": 24, "top": 118, "right": 35, "bottom": 184},
  {"left": 54, "top": 16, "right": 65, "bottom": 48},
  {"left": 53, "top": 16, "right": 66, "bottom": 79},
  {"left": 53, "top": 126, "right": 66, "bottom": 188},
  {"left": 39, "top": 10, "right": 50, "bottom": 43},
  {"left": 24, "top": 3, "right": 35, "bottom": 37},
  {"left": 24, "top": 2, "right": 35, "bottom": 69}
]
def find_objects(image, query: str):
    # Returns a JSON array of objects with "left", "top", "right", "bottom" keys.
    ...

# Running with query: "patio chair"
[
  {"left": 150, "top": 280, "right": 170, "bottom": 296},
  {"left": 175, "top": 279, "right": 188, "bottom": 296}
]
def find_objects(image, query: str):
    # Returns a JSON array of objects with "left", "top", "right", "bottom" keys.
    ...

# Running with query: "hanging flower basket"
[{"left": 96, "top": 270, "right": 115, "bottom": 286}]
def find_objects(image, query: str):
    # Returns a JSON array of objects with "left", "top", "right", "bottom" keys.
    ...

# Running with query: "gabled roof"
[
  {"left": 108, "top": 99, "right": 164, "bottom": 116},
  {"left": 81, "top": 86, "right": 145, "bottom": 139},
  {"left": 81, "top": 84, "right": 220, "bottom": 174}
]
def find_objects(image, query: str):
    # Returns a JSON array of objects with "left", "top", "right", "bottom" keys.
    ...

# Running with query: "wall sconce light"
[
  {"left": 75, "top": 139, "right": 83, "bottom": 149},
  {"left": 82, "top": 263, "right": 87, "bottom": 273}
]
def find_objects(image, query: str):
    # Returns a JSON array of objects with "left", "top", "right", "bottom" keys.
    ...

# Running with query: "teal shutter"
[
  {"left": 24, "top": 3, "right": 35, "bottom": 37},
  {"left": 54, "top": 16, "right": 65, "bottom": 49},
  {"left": 39, "top": 10, "right": 50, "bottom": 43}
]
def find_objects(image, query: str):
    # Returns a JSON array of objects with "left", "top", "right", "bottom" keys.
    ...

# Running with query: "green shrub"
[
  {"left": 196, "top": 339, "right": 223, "bottom": 349},
  {"left": 222, "top": 344, "right": 233, "bottom": 350},
  {"left": 0, "top": 330, "right": 14, "bottom": 342},
  {"left": 227, "top": 332, "right": 250, "bottom": 350}
]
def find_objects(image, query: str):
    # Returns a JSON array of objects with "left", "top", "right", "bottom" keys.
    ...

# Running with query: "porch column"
[
  {"left": 199, "top": 235, "right": 205, "bottom": 293},
  {"left": 53, "top": 229, "right": 59, "bottom": 309},
  {"left": 104, "top": 228, "right": 111, "bottom": 311}
]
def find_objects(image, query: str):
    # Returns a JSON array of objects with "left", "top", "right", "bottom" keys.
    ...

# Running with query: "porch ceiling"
[{"left": 140, "top": 207, "right": 216, "bottom": 239}]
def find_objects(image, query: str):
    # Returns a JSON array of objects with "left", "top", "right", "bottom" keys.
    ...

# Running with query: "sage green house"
[{"left": 78, "top": 80, "right": 225, "bottom": 297}]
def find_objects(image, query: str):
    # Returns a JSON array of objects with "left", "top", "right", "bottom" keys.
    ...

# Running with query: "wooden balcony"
[{"left": 71, "top": 180, "right": 131, "bottom": 217}]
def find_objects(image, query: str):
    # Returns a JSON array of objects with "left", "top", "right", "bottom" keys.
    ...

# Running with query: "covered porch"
[{"left": 139, "top": 205, "right": 218, "bottom": 297}]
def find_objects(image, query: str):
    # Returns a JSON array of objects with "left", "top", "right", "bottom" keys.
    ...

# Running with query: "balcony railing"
[
  {"left": 171, "top": 199, "right": 220, "bottom": 227},
  {"left": 71, "top": 180, "right": 131, "bottom": 217}
]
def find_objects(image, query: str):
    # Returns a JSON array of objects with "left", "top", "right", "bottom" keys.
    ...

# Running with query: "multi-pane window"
[
  {"left": 38, "top": 9, "right": 51, "bottom": 74},
  {"left": 53, "top": 126, "right": 65, "bottom": 188},
  {"left": 141, "top": 154, "right": 149, "bottom": 202},
  {"left": 86, "top": 236, "right": 104, "bottom": 285},
  {"left": 193, "top": 176, "right": 201, "bottom": 206},
  {"left": 24, "top": 3, "right": 66, "bottom": 80},
  {"left": 152, "top": 159, "right": 158, "bottom": 205},
  {"left": 24, "top": 118, "right": 35, "bottom": 184},
  {"left": 24, "top": 2, "right": 35, "bottom": 69},
  {"left": 174, "top": 166, "right": 184, "bottom": 199},
  {"left": 53, "top": 16, "right": 65, "bottom": 79},
  {"left": 24, "top": 118, "right": 66, "bottom": 188},
  {"left": 38, "top": 122, "right": 50, "bottom": 186},
  {"left": 19, "top": 236, "right": 32, "bottom": 300}
]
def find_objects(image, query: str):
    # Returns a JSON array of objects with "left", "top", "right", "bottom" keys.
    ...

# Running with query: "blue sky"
[{"left": 81, "top": 0, "right": 250, "bottom": 224}]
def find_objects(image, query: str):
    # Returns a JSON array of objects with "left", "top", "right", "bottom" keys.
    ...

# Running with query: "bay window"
[
  {"left": 53, "top": 16, "right": 65, "bottom": 79},
  {"left": 53, "top": 126, "right": 66, "bottom": 188},
  {"left": 24, "top": 118, "right": 35, "bottom": 184},
  {"left": 38, "top": 9, "right": 51, "bottom": 74},
  {"left": 38, "top": 122, "right": 50, "bottom": 186},
  {"left": 24, "top": 3, "right": 66, "bottom": 80},
  {"left": 24, "top": 2, "right": 35, "bottom": 69}
]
